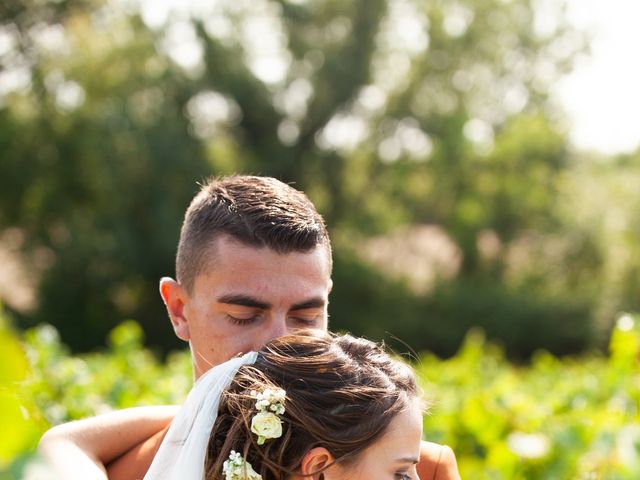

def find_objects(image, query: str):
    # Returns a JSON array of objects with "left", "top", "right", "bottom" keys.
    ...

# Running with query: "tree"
[{"left": 1, "top": 0, "right": 597, "bottom": 355}]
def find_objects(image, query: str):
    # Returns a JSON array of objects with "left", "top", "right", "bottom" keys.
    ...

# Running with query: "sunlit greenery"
[
  {"left": 3, "top": 309, "right": 639, "bottom": 479},
  {"left": 420, "top": 315, "right": 640, "bottom": 479},
  {"left": 6, "top": 0, "right": 639, "bottom": 359},
  {"left": 2, "top": 1, "right": 639, "bottom": 479}
]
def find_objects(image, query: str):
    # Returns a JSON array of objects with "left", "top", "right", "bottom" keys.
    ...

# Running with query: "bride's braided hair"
[{"left": 205, "top": 330, "right": 421, "bottom": 479}]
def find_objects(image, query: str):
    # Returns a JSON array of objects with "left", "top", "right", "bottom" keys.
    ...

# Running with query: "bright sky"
[{"left": 555, "top": 0, "right": 640, "bottom": 155}]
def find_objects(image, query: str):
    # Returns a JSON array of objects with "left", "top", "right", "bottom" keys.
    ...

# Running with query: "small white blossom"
[
  {"left": 222, "top": 451, "right": 262, "bottom": 480},
  {"left": 252, "top": 388, "right": 286, "bottom": 415}
]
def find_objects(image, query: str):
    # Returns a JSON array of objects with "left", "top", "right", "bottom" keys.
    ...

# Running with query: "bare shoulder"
[{"left": 417, "top": 441, "right": 461, "bottom": 480}]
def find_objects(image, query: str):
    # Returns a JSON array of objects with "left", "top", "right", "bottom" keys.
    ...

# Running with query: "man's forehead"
[
  {"left": 203, "top": 235, "right": 331, "bottom": 273},
  {"left": 190, "top": 235, "right": 332, "bottom": 296}
]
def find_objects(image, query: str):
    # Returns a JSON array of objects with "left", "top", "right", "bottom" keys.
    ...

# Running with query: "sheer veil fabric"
[{"left": 144, "top": 351, "right": 259, "bottom": 480}]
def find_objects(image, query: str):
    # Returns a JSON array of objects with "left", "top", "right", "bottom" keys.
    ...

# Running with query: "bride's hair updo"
[{"left": 205, "top": 330, "right": 422, "bottom": 479}]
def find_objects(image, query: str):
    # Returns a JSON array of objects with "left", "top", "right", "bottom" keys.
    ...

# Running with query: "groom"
[{"left": 46, "top": 176, "right": 459, "bottom": 479}]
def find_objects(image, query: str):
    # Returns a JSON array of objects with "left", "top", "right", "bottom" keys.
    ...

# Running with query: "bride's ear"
[{"left": 299, "top": 447, "right": 334, "bottom": 480}]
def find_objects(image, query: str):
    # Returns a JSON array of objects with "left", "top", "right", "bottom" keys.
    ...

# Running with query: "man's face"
[{"left": 163, "top": 235, "right": 332, "bottom": 378}]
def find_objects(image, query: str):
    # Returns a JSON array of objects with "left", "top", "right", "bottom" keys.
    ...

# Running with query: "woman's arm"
[{"left": 38, "top": 406, "right": 178, "bottom": 480}]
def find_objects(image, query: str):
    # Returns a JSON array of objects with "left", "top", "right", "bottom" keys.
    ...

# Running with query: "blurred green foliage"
[
  {"left": 0, "top": 314, "right": 40, "bottom": 476},
  {"left": 3, "top": 309, "right": 640, "bottom": 479},
  {"left": 1, "top": 0, "right": 639, "bottom": 356},
  {"left": 421, "top": 313, "right": 640, "bottom": 479}
]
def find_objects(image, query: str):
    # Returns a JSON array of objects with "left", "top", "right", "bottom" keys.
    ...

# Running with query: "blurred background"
[
  {"left": 2, "top": 0, "right": 640, "bottom": 478},
  {"left": 1, "top": 0, "right": 639, "bottom": 358}
]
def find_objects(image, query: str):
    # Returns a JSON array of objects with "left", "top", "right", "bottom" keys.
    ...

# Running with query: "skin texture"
[
  {"left": 295, "top": 399, "right": 424, "bottom": 480},
  {"left": 160, "top": 235, "right": 333, "bottom": 378},
  {"left": 416, "top": 442, "right": 461, "bottom": 480}
]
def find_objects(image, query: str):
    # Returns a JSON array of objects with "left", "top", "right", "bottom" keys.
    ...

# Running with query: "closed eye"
[
  {"left": 292, "top": 317, "right": 320, "bottom": 327},
  {"left": 226, "top": 315, "right": 259, "bottom": 326}
]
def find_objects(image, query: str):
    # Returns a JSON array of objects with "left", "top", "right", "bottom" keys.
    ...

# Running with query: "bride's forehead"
[{"left": 368, "top": 403, "right": 423, "bottom": 450}]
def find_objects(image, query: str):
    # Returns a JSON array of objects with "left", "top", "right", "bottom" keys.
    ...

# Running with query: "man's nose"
[{"left": 263, "top": 315, "right": 289, "bottom": 342}]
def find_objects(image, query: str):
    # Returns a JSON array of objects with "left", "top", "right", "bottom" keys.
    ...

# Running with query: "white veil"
[{"left": 144, "top": 351, "right": 259, "bottom": 480}]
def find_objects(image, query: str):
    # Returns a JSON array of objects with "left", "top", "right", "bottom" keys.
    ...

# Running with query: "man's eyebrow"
[
  {"left": 216, "top": 295, "right": 271, "bottom": 309},
  {"left": 291, "top": 298, "right": 326, "bottom": 310}
]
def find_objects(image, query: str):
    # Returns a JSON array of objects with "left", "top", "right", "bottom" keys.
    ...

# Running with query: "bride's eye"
[{"left": 395, "top": 473, "right": 411, "bottom": 480}]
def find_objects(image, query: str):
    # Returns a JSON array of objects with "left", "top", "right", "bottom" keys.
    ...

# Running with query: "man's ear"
[
  {"left": 159, "top": 277, "right": 191, "bottom": 341},
  {"left": 299, "top": 447, "right": 334, "bottom": 480}
]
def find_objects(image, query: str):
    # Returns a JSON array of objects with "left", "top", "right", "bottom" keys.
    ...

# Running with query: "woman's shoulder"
[{"left": 417, "top": 441, "right": 461, "bottom": 480}]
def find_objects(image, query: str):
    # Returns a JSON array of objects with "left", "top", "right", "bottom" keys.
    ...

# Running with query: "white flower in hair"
[
  {"left": 250, "top": 388, "right": 286, "bottom": 445},
  {"left": 222, "top": 450, "right": 262, "bottom": 480},
  {"left": 252, "top": 388, "right": 286, "bottom": 415},
  {"left": 251, "top": 411, "right": 283, "bottom": 445}
]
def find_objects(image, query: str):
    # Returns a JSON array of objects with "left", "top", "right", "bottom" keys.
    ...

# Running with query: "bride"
[
  {"left": 146, "top": 330, "right": 423, "bottom": 480},
  {"left": 39, "top": 330, "right": 461, "bottom": 479}
]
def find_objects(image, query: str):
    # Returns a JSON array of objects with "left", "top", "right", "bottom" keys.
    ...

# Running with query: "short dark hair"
[
  {"left": 176, "top": 176, "right": 331, "bottom": 292},
  {"left": 206, "top": 331, "right": 422, "bottom": 479}
]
